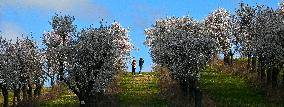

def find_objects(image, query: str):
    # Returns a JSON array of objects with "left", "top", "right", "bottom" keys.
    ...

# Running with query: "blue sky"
[{"left": 0, "top": 0, "right": 281, "bottom": 72}]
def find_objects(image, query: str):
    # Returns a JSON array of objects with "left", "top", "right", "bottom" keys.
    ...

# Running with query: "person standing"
[
  {"left": 139, "top": 58, "right": 144, "bottom": 74},
  {"left": 132, "top": 58, "right": 137, "bottom": 75}
]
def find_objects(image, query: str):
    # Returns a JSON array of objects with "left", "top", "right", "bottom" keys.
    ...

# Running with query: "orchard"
[{"left": 0, "top": 1, "right": 284, "bottom": 107}]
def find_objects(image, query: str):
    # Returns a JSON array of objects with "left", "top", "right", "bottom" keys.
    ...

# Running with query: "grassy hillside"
[{"left": 1, "top": 70, "right": 280, "bottom": 107}]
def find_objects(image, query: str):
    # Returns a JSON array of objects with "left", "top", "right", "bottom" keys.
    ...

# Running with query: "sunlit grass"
[
  {"left": 40, "top": 94, "right": 79, "bottom": 107},
  {"left": 117, "top": 72, "right": 169, "bottom": 107}
]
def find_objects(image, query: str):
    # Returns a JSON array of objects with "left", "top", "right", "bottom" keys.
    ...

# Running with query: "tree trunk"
[
  {"left": 59, "top": 35, "right": 66, "bottom": 81},
  {"left": 16, "top": 85, "right": 21, "bottom": 103},
  {"left": 194, "top": 87, "right": 202, "bottom": 107},
  {"left": 272, "top": 66, "right": 279, "bottom": 88},
  {"left": 1, "top": 85, "right": 9, "bottom": 107},
  {"left": 188, "top": 79, "right": 201, "bottom": 107},
  {"left": 59, "top": 60, "right": 64, "bottom": 81},
  {"left": 247, "top": 54, "right": 252, "bottom": 70},
  {"left": 50, "top": 76, "right": 54, "bottom": 87},
  {"left": 34, "top": 84, "right": 42, "bottom": 97},
  {"left": 230, "top": 51, "right": 234, "bottom": 65},
  {"left": 12, "top": 85, "right": 18, "bottom": 107},
  {"left": 259, "top": 57, "right": 265, "bottom": 82},
  {"left": 22, "top": 84, "right": 28, "bottom": 100},
  {"left": 257, "top": 57, "right": 261, "bottom": 79},
  {"left": 252, "top": 56, "right": 257, "bottom": 72},
  {"left": 28, "top": 83, "right": 33, "bottom": 99},
  {"left": 267, "top": 66, "right": 272, "bottom": 87},
  {"left": 179, "top": 80, "right": 189, "bottom": 96},
  {"left": 224, "top": 53, "right": 229, "bottom": 65}
]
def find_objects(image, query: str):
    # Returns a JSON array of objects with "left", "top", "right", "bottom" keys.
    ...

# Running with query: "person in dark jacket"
[
  {"left": 132, "top": 58, "right": 137, "bottom": 75},
  {"left": 139, "top": 58, "right": 144, "bottom": 74}
]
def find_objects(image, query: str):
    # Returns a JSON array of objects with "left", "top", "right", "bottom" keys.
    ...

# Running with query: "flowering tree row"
[
  {"left": 0, "top": 36, "right": 43, "bottom": 107},
  {"left": 145, "top": 1, "right": 284, "bottom": 99},
  {"left": 234, "top": 2, "right": 284, "bottom": 87},
  {"left": 0, "top": 14, "right": 132, "bottom": 107}
]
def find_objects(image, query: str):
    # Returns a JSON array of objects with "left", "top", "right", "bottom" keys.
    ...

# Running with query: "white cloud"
[
  {"left": 0, "top": 22, "right": 24, "bottom": 41},
  {"left": 1, "top": 0, "right": 108, "bottom": 20}
]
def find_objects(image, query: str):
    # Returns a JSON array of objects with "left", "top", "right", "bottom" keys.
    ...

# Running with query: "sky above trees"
[{"left": 0, "top": 0, "right": 281, "bottom": 72}]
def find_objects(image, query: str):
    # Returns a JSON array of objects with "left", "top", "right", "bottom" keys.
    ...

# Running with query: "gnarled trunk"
[
  {"left": 34, "top": 84, "right": 42, "bottom": 97},
  {"left": 59, "top": 60, "right": 64, "bottom": 81},
  {"left": 179, "top": 80, "right": 189, "bottom": 96},
  {"left": 13, "top": 85, "right": 16, "bottom": 107},
  {"left": 283, "top": 69, "right": 284, "bottom": 87},
  {"left": 28, "top": 83, "right": 33, "bottom": 99},
  {"left": 224, "top": 53, "right": 230, "bottom": 65},
  {"left": 50, "top": 76, "right": 55, "bottom": 87},
  {"left": 1, "top": 85, "right": 9, "bottom": 107},
  {"left": 252, "top": 56, "right": 257, "bottom": 72},
  {"left": 247, "top": 54, "right": 252, "bottom": 70},
  {"left": 16, "top": 84, "right": 21, "bottom": 103},
  {"left": 266, "top": 66, "right": 272, "bottom": 87},
  {"left": 258, "top": 56, "right": 265, "bottom": 84},
  {"left": 271, "top": 66, "right": 279, "bottom": 88},
  {"left": 194, "top": 87, "right": 202, "bottom": 107},
  {"left": 229, "top": 51, "right": 234, "bottom": 65},
  {"left": 22, "top": 84, "right": 28, "bottom": 100},
  {"left": 12, "top": 84, "right": 20, "bottom": 107}
]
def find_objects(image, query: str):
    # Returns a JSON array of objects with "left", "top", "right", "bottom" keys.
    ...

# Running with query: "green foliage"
[{"left": 200, "top": 67, "right": 274, "bottom": 107}]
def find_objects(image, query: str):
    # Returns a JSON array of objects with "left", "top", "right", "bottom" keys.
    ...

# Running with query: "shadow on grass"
[{"left": 200, "top": 68, "right": 274, "bottom": 107}]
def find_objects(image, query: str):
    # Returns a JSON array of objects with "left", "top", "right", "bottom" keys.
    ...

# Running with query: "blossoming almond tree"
[
  {"left": 254, "top": 4, "right": 284, "bottom": 87},
  {"left": 277, "top": 0, "right": 284, "bottom": 86},
  {"left": 233, "top": 2, "right": 284, "bottom": 87},
  {"left": 235, "top": 3, "right": 257, "bottom": 69},
  {"left": 0, "top": 36, "right": 43, "bottom": 107},
  {"left": 204, "top": 8, "right": 232, "bottom": 64},
  {"left": 0, "top": 37, "right": 13, "bottom": 107},
  {"left": 65, "top": 22, "right": 132, "bottom": 106},
  {"left": 42, "top": 31, "right": 62, "bottom": 86},
  {"left": 145, "top": 17, "right": 216, "bottom": 100},
  {"left": 49, "top": 14, "right": 76, "bottom": 81},
  {"left": 44, "top": 15, "right": 132, "bottom": 106}
]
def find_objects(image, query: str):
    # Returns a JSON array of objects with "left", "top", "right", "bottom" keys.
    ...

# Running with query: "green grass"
[
  {"left": 117, "top": 72, "right": 168, "bottom": 107},
  {"left": 40, "top": 94, "right": 79, "bottom": 107},
  {"left": 200, "top": 67, "right": 273, "bottom": 107},
  {"left": 40, "top": 85, "right": 79, "bottom": 107}
]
